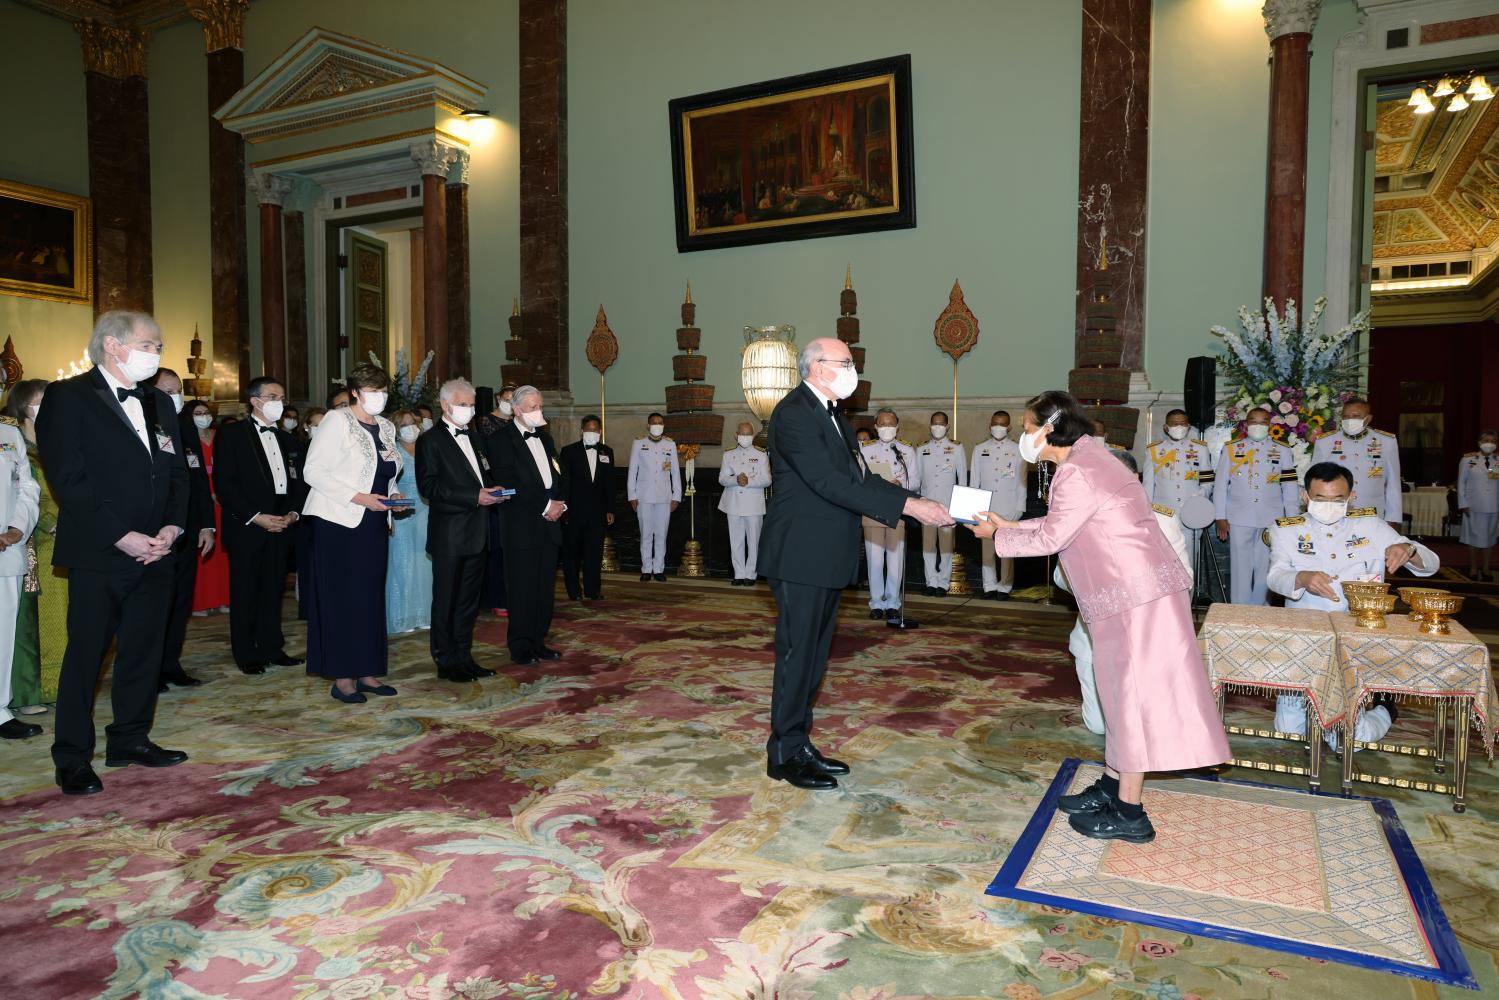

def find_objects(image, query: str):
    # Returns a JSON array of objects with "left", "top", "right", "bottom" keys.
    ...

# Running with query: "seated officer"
[{"left": 1267, "top": 461, "right": 1439, "bottom": 748}]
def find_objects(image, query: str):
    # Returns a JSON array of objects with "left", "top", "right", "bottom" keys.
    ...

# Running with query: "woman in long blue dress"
[{"left": 386, "top": 410, "right": 432, "bottom": 633}]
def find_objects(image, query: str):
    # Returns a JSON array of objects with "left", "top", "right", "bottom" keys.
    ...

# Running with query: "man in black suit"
[
  {"left": 490, "top": 385, "right": 568, "bottom": 665},
  {"left": 759, "top": 337, "right": 953, "bottom": 790},
  {"left": 152, "top": 368, "right": 211, "bottom": 691},
  {"left": 212, "top": 376, "right": 306, "bottom": 675},
  {"left": 559, "top": 414, "right": 615, "bottom": 601},
  {"left": 37, "top": 311, "right": 191, "bottom": 796},
  {"left": 416, "top": 377, "right": 505, "bottom": 682}
]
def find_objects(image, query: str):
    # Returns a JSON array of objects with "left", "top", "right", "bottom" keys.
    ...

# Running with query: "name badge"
[
  {"left": 381, "top": 450, "right": 397, "bottom": 462},
  {"left": 662, "top": 461, "right": 671, "bottom": 471},
  {"left": 288, "top": 467, "right": 298, "bottom": 480},
  {"left": 155, "top": 432, "right": 176, "bottom": 455},
  {"left": 479, "top": 454, "right": 491, "bottom": 471},
  {"left": 186, "top": 453, "right": 201, "bottom": 469},
  {"left": 598, "top": 454, "right": 610, "bottom": 464}
]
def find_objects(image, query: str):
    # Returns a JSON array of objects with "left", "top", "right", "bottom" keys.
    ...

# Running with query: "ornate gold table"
[
  {"left": 1199, "top": 604, "right": 1341, "bottom": 791},
  {"left": 1331, "top": 612, "right": 1496, "bottom": 813}
]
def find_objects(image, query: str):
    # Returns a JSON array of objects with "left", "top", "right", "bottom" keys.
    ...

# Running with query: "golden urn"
[
  {"left": 1342, "top": 581, "right": 1396, "bottom": 629},
  {"left": 1406, "top": 590, "right": 1465, "bottom": 635},
  {"left": 1397, "top": 586, "right": 1444, "bottom": 625}
]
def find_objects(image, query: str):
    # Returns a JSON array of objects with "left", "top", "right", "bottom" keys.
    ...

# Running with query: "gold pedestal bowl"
[
  {"left": 1346, "top": 590, "right": 1399, "bottom": 629},
  {"left": 1407, "top": 590, "right": 1465, "bottom": 635},
  {"left": 1397, "top": 586, "right": 1445, "bottom": 625}
]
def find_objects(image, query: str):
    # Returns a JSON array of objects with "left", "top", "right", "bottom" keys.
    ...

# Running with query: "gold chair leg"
[
  {"left": 1307, "top": 703, "right": 1322, "bottom": 793},
  {"left": 1453, "top": 699, "right": 1471, "bottom": 814},
  {"left": 1341, "top": 718, "right": 1355, "bottom": 796},
  {"left": 1433, "top": 701, "right": 1448, "bottom": 775}
]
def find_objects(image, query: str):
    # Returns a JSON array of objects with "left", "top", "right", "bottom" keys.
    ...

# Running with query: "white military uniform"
[
  {"left": 0, "top": 419, "right": 40, "bottom": 726},
  {"left": 1267, "top": 507, "right": 1438, "bottom": 745},
  {"left": 916, "top": 435, "right": 966, "bottom": 590},
  {"left": 717, "top": 442, "right": 771, "bottom": 580},
  {"left": 1213, "top": 436, "right": 1300, "bottom": 605},
  {"left": 627, "top": 434, "right": 681, "bottom": 574},
  {"left": 1311, "top": 427, "right": 1402, "bottom": 523},
  {"left": 1458, "top": 450, "right": 1499, "bottom": 548},
  {"left": 1143, "top": 434, "right": 1215, "bottom": 571},
  {"left": 861, "top": 437, "right": 919, "bottom": 611},
  {"left": 969, "top": 433, "right": 1026, "bottom": 594}
]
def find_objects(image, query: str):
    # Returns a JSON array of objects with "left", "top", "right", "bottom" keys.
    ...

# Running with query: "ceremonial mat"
[{"left": 987, "top": 759, "right": 1477, "bottom": 989}]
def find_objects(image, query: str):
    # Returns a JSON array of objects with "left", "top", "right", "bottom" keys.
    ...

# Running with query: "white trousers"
[
  {"left": 638, "top": 502, "right": 671, "bottom": 573},
  {"left": 921, "top": 523, "right": 955, "bottom": 588},
  {"left": 726, "top": 514, "right": 763, "bottom": 579},
  {"left": 1183, "top": 526, "right": 1202, "bottom": 576},
  {"left": 1070, "top": 615, "right": 1107, "bottom": 736},
  {"left": 864, "top": 522, "right": 907, "bottom": 610},
  {"left": 1276, "top": 694, "right": 1392, "bottom": 750},
  {"left": 979, "top": 545, "right": 1015, "bottom": 594},
  {"left": 1228, "top": 523, "right": 1270, "bottom": 605},
  {"left": 0, "top": 576, "right": 22, "bottom": 725}
]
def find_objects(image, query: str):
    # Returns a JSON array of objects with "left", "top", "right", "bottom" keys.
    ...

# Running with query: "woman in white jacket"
[{"left": 301, "top": 364, "right": 404, "bottom": 704}]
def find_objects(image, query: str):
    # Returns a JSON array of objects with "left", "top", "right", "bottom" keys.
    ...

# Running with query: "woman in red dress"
[{"left": 188, "top": 400, "right": 231, "bottom": 613}]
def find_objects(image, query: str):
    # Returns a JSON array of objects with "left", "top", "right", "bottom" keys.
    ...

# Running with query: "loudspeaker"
[{"left": 1183, "top": 357, "right": 1216, "bottom": 431}]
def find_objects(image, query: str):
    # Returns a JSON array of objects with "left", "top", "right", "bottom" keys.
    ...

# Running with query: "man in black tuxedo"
[
  {"left": 559, "top": 414, "right": 615, "bottom": 601},
  {"left": 416, "top": 377, "right": 505, "bottom": 681},
  {"left": 37, "top": 311, "right": 191, "bottom": 796},
  {"left": 153, "top": 368, "right": 211, "bottom": 691},
  {"left": 490, "top": 385, "right": 569, "bottom": 665},
  {"left": 212, "top": 376, "right": 306, "bottom": 675},
  {"left": 759, "top": 337, "right": 953, "bottom": 790}
]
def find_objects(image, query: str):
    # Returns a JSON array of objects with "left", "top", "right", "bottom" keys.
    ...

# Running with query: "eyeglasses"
[{"left": 817, "top": 358, "right": 855, "bottom": 369}]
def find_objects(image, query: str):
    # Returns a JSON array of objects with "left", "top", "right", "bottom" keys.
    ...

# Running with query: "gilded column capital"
[
  {"left": 1262, "top": 0, "right": 1321, "bottom": 39},
  {"left": 247, "top": 171, "right": 296, "bottom": 208},
  {"left": 446, "top": 149, "right": 471, "bottom": 187},
  {"left": 76, "top": 18, "right": 149, "bottom": 79},
  {"left": 410, "top": 138, "right": 464, "bottom": 179},
  {"left": 187, "top": 0, "right": 250, "bottom": 53}
]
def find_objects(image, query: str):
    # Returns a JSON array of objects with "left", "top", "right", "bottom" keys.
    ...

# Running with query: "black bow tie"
[
  {"left": 256, "top": 423, "right": 275, "bottom": 434},
  {"left": 451, "top": 427, "right": 470, "bottom": 438},
  {"left": 584, "top": 443, "right": 600, "bottom": 450},
  {"left": 826, "top": 400, "right": 837, "bottom": 415},
  {"left": 522, "top": 430, "right": 539, "bottom": 440},
  {"left": 117, "top": 386, "right": 144, "bottom": 403}
]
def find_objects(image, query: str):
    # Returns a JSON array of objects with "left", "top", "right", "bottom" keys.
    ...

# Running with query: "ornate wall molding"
[
  {"left": 76, "top": 17, "right": 149, "bottom": 79},
  {"left": 410, "top": 139, "right": 462, "bottom": 179},
  {"left": 1262, "top": 0, "right": 1322, "bottom": 39},
  {"left": 186, "top": 0, "right": 249, "bottom": 53},
  {"left": 246, "top": 171, "right": 295, "bottom": 207},
  {"left": 447, "top": 148, "right": 471, "bottom": 187}
]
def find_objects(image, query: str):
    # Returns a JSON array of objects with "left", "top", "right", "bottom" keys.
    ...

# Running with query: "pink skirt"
[{"left": 1088, "top": 590, "right": 1230, "bottom": 774}]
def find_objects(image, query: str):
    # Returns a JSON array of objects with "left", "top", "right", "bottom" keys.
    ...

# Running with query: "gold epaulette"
[
  {"left": 1276, "top": 515, "right": 1305, "bottom": 527},
  {"left": 1464, "top": 451, "right": 1479, "bottom": 458},
  {"left": 0, "top": 415, "right": 17, "bottom": 427},
  {"left": 1193, "top": 438, "right": 1207, "bottom": 445},
  {"left": 1373, "top": 428, "right": 1395, "bottom": 438},
  {"left": 1348, "top": 506, "right": 1378, "bottom": 517},
  {"left": 899, "top": 438, "right": 913, "bottom": 448},
  {"left": 1151, "top": 503, "right": 1175, "bottom": 517},
  {"left": 754, "top": 444, "right": 767, "bottom": 452}
]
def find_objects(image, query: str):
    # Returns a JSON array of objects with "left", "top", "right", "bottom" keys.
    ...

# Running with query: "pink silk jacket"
[{"left": 993, "top": 435, "right": 1190, "bottom": 623}]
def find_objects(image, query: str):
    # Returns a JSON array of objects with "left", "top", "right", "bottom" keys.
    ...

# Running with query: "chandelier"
[
  {"left": 1408, "top": 72, "right": 1493, "bottom": 114},
  {"left": 741, "top": 325, "right": 799, "bottom": 443}
]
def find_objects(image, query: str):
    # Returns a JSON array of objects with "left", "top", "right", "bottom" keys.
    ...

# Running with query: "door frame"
[{"left": 321, "top": 206, "right": 420, "bottom": 402}]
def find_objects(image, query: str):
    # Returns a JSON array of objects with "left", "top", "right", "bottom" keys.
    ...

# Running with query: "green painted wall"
[{"left": 567, "top": 0, "right": 1083, "bottom": 407}]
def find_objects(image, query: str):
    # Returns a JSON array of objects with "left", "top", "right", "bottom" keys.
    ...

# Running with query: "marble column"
[
  {"left": 411, "top": 140, "right": 462, "bottom": 383},
  {"left": 248, "top": 173, "right": 294, "bottom": 380},
  {"left": 188, "top": 0, "right": 252, "bottom": 400},
  {"left": 77, "top": 18, "right": 152, "bottom": 315},
  {"left": 1262, "top": 0, "right": 1321, "bottom": 311},
  {"left": 446, "top": 151, "right": 472, "bottom": 381},
  {"left": 520, "top": 0, "right": 569, "bottom": 391},
  {"left": 284, "top": 210, "right": 309, "bottom": 400}
]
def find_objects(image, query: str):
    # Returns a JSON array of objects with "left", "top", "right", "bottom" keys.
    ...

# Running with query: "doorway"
[{"left": 322, "top": 209, "right": 427, "bottom": 403}]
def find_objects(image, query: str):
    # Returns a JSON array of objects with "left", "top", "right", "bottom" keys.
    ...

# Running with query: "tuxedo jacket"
[
  {"left": 177, "top": 410, "right": 215, "bottom": 538},
  {"left": 212, "top": 417, "right": 308, "bottom": 552},
  {"left": 759, "top": 382, "right": 911, "bottom": 589},
  {"left": 36, "top": 367, "right": 189, "bottom": 572},
  {"left": 415, "top": 422, "right": 496, "bottom": 558},
  {"left": 559, "top": 440, "right": 615, "bottom": 524},
  {"left": 489, "top": 421, "right": 568, "bottom": 551}
]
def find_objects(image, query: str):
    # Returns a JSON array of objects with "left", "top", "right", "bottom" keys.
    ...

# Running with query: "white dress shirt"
[
  {"left": 247, "top": 414, "right": 290, "bottom": 525},
  {"left": 522, "top": 424, "right": 553, "bottom": 489},
  {"left": 99, "top": 366, "right": 150, "bottom": 450},
  {"left": 447, "top": 418, "right": 482, "bottom": 481},
  {"left": 586, "top": 446, "right": 597, "bottom": 480}
]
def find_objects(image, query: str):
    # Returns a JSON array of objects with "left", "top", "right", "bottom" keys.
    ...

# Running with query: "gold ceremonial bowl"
[
  {"left": 1341, "top": 580, "right": 1391, "bottom": 601},
  {"left": 1345, "top": 590, "right": 1398, "bottom": 629},
  {"left": 1407, "top": 590, "right": 1465, "bottom": 635},
  {"left": 1397, "top": 586, "right": 1445, "bottom": 625}
]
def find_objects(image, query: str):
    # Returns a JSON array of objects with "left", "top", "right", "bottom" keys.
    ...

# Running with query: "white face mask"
[
  {"left": 192, "top": 413, "right": 213, "bottom": 430},
  {"left": 27, "top": 403, "right": 39, "bottom": 421},
  {"left": 1166, "top": 425, "right": 1189, "bottom": 441},
  {"left": 1342, "top": 417, "right": 1366, "bottom": 436},
  {"left": 1018, "top": 423, "right": 1051, "bottom": 464},
  {"left": 360, "top": 391, "right": 387, "bottom": 416},
  {"left": 167, "top": 393, "right": 184, "bottom": 414},
  {"left": 1307, "top": 499, "right": 1347, "bottom": 526},
  {"left": 582, "top": 431, "right": 601, "bottom": 446},
  {"left": 281, "top": 417, "right": 297, "bottom": 431},
  {"left": 521, "top": 407, "right": 546, "bottom": 429},
  {"left": 648, "top": 424, "right": 665, "bottom": 438},
  {"left": 398, "top": 424, "right": 421, "bottom": 443},
  {"left": 259, "top": 399, "right": 284, "bottom": 424},
  {"left": 930, "top": 424, "right": 948, "bottom": 440},
  {"left": 118, "top": 347, "right": 160, "bottom": 384},
  {"left": 1246, "top": 424, "right": 1270, "bottom": 441},
  {"left": 828, "top": 365, "right": 858, "bottom": 400},
  {"left": 498, "top": 400, "right": 513, "bottom": 417},
  {"left": 736, "top": 434, "right": 754, "bottom": 448},
  {"left": 876, "top": 425, "right": 898, "bottom": 442},
  {"left": 421, "top": 417, "right": 434, "bottom": 431},
  {"left": 1482, "top": 442, "right": 1497, "bottom": 454},
  {"left": 989, "top": 424, "right": 1008, "bottom": 440},
  {"left": 449, "top": 404, "right": 475, "bottom": 427}
]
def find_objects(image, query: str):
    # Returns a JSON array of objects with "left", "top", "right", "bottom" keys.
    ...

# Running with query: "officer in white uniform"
[
  {"left": 916, "top": 411, "right": 966, "bottom": 595},
  {"left": 1213, "top": 407, "right": 1299, "bottom": 605},
  {"left": 969, "top": 410, "right": 1026, "bottom": 599},
  {"left": 1267, "top": 460, "right": 1438, "bottom": 747},
  {"left": 861, "top": 407, "right": 920, "bottom": 619},
  {"left": 1310, "top": 398, "right": 1401, "bottom": 529},
  {"left": 1143, "top": 408, "right": 1215, "bottom": 570},
  {"left": 1459, "top": 430, "right": 1499, "bottom": 580},
  {"left": 627, "top": 413, "right": 680, "bottom": 581},
  {"left": 718, "top": 421, "right": 771, "bottom": 586}
]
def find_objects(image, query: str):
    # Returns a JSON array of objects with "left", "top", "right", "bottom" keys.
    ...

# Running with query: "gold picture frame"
[{"left": 0, "top": 179, "right": 92, "bottom": 305}]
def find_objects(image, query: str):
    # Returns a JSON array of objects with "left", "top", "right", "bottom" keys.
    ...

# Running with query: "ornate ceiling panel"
[{"left": 12, "top": 0, "right": 197, "bottom": 29}]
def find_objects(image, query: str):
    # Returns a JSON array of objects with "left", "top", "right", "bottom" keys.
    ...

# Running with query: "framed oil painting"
[
  {"left": 0, "top": 179, "right": 92, "bottom": 305},
  {"left": 669, "top": 55, "right": 915, "bottom": 252}
]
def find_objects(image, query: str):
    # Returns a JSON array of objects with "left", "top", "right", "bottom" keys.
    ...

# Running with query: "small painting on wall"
[
  {"left": 669, "top": 55, "right": 915, "bottom": 252},
  {"left": 0, "top": 179, "right": 92, "bottom": 305}
]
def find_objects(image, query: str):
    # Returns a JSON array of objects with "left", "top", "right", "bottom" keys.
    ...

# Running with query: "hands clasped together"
[{"left": 114, "top": 525, "right": 183, "bottom": 564}]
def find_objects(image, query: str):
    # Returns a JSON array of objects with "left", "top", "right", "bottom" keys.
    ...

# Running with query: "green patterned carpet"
[{"left": 0, "top": 580, "right": 1495, "bottom": 1000}]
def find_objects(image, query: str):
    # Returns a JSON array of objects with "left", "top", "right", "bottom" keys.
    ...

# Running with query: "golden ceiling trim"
[
  {"left": 247, "top": 126, "right": 467, "bottom": 171},
  {"left": 75, "top": 17, "right": 149, "bottom": 79},
  {"left": 14, "top": 0, "right": 198, "bottom": 30},
  {"left": 185, "top": 0, "right": 248, "bottom": 52}
]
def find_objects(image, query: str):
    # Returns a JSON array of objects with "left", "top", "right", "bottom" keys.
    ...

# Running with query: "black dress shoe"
[
  {"left": 566, "top": 592, "right": 582, "bottom": 601},
  {"left": 355, "top": 681, "right": 397, "bottom": 696},
  {"left": 994, "top": 591, "right": 1011, "bottom": 601},
  {"left": 1057, "top": 778, "right": 1113, "bottom": 816},
  {"left": 884, "top": 608, "right": 900, "bottom": 620},
  {"left": 585, "top": 592, "right": 603, "bottom": 600},
  {"left": 640, "top": 573, "right": 651, "bottom": 582},
  {"left": 56, "top": 762, "right": 103, "bottom": 796},
  {"left": 869, "top": 609, "right": 884, "bottom": 620},
  {"left": 162, "top": 672, "right": 203, "bottom": 687},
  {"left": 238, "top": 663, "right": 267, "bottom": 676},
  {"left": 537, "top": 647, "right": 562, "bottom": 661},
  {"left": 269, "top": 654, "right": 305, "bottom": 667},
  {"left": 465, "top": 661, "right": 497, "bottom": 676},
  {"left": 810, "top": 748, "right": 850, "bottom": 775},
  {"left": 0, "top": 718, "right": 42, "bottom": 739},
  {"left": 766, "top": 748, "right": 838, "bottom": 790},
  {"left": 437, "top": 664, "right": 478, "bottom": 682},
  {"left": 510, "top": 653, "right": 539, "bottom": 666},
  {"left": 104, "top": 741, "right": 188, "bottom": 768},
  {"left": 330, "top": 684, "right": 368, "bottom": 704},
  {"left": 1067, "top": 800, "right": 1155, "bottom": 843},
  {"left": 921, "top": 586, "right": 934, "bottom": 597},
  {"left": 653, "top": 573, "right": 667, "bottom": 582}
]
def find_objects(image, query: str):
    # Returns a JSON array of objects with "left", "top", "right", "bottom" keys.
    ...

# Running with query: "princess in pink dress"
[{"left": 970, "top": 390, "right": 1229, "bottom": 843}]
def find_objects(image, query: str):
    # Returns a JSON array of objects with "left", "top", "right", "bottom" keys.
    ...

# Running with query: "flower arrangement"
[
  {"left": 1210, "top": 296, "right": 1367, "bottom": 465},
  {"left": 368, "top": 349, "right": 436, "bottom": 411}
]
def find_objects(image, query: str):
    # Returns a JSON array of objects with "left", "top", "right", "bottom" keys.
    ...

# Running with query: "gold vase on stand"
[
  {"left": 679, "top": 539, "right": 707, "bottom": 578},
  {"left": 677, "top": 444, "right": 706, "bottom": 578},
  {"left": 947, "top": 551, "right": 971, "bottom": 595},
  {"left": 601, "top": 536, "right": 619, "bottom": 573}
]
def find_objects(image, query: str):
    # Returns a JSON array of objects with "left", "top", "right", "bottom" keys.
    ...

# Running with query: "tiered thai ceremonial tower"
[
  {"left": 837, "top": 266, "right": 871, "bottom": 422},
  {"left": 1069, "top": 243, "right": 1137, "bottom": 448},
  {"left": 500, "top": 298, "right": 530, "bottom": 387},
  {"left": 185, "top": 324, "right": 211, "bottom": 398},
  {"left": 663, "top": 284, "right": 723, "bottom": 447}
]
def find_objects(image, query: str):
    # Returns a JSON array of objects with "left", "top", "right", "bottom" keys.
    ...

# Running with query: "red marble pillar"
[
  {"left": 1262, "top": 0, "right": 1320, "bottom": 311},
  {"left": 284, "top": 210, "right": 309, "bottom": 400},
  {"left": 248, "top": 173, "right": 293, "bottom": 380},
  {"left": 520, "top": 0, "right": 569, "bottom": 392},
  {"left": 446, "top": 158, "right": 472, "bottom": 381},
  {"left": 412, "top": 139, "right": 460, "bottom": 383}
]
